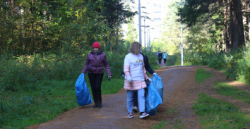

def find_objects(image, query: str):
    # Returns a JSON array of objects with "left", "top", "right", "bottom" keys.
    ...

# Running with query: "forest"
[
  {"left": 0, "top": 0, "right": 160, "bottom": 128},
  {"left": 2, "top": 0, "right": 250, "bottom": 128},
  {"left": 152, "top": 0, "right": 250, "bottom": 84}
]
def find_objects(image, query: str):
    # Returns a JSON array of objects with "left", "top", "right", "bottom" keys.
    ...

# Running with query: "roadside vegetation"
[
  {"left": 0, "top": 45, "right": 159, "bottom": 128},
  {"left": 193, "top": 93, "right": 250, "bottom": 129},
  {"left": 214, "top": 82, "right": 250, "bottom": 104},
  {"left": 195, "top": 69, "right": 214, "bottom": 84}
]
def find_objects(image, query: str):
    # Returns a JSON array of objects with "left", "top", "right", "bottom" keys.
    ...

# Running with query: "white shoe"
[
  {"left": 133, "top": 106, "right": 138, "bottom": 112},
  {"left": 140, "top": 112, "right": 149, "bottom": 119},
  {"left": 128, "top": 113, "right": 134, "bottom": 118}
]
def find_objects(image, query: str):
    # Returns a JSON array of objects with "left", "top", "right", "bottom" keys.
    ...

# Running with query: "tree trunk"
[
  {"left": 20, "top": 6, "right": 25, "bottom": 51},
  {"left": 214, "top": 43, "right": 217, "bottom": 53},
  {"left": 232, "top": 0, "right": 239, "bottom": 48},
  {"left": 11, "top": 0, "right": 15, "bottom": 55},
  {"left": 247, "top": 2, "right": 250, "bottom": 47},
  {"left": 116, "top": 27, "right": 119, "bottom": 46},
  {"left": 237, "top": 0, "right": 245, "bottom": 47},
  {"left": 224, "top": 0, "right": 230, "bottom": 52},
  {"left": 229, "top": 0, "right": 234, "bottom": 48},
  {"left": 32, "top": 0, "right": 35, "bottom": 53}
]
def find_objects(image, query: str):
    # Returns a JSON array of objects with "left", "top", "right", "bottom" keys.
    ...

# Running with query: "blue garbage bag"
[
  {"left": 152, "top": 75, "right": 164, "bottom": 101},
  {"left": 75, "top": 73, "right": 93, "bottom": 106},
  {"left": 146, "top": 74, "right": 164, "bottom": 116}
]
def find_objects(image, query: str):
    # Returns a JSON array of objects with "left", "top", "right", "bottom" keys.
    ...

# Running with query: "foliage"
[
  {"left": 178, "top": 0, "right": 245, "bottom": 49},
  {"left": 193, "top": 93, "right": 250, "bottom": 129},
  {"left": 171, "top": 45, "right": 250, "bottom": 84},
  {"left": 195, "top": 69, "right": 213, "bottom": 84},
  {"left": 0, "top": 0, "right": 136, "bottom": 55},
  {"left": 0, "top": 43, "right": 159, "bottom": 92}
]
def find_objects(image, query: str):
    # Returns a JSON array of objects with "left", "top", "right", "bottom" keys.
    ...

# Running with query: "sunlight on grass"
[
  {"left": 193, "top": 93, "right": 250, "bottom": 129},
  {"left": 195, "top": 69, "right": 213, "bottom": 84},
  {"left": 214, "top": 82, "right": 250, "bottom": 104}
]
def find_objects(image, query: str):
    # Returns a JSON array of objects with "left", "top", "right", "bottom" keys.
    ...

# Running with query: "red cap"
[{"left": 92, "top": 42, "right": 101, "bottom": 49}]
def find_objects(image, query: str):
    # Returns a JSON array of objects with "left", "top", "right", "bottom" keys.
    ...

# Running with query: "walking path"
[{"left": 27, "top": 65, "right": 250, "bottom": 129}]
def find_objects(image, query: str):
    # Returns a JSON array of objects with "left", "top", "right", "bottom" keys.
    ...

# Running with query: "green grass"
[
  {"left": 214, "top": 82, "right": 250, "bottom": 104},
  {"left": 195, "top": 69, "right": 214, "bottom": 84},
  {"left": 0, "top": 48, "right": 161, "bottom": 128},
  {"left": 150, "top": 120, "right": 167, "bottom": 129},
  {"left": 192, "top": 93, "right": 250, "bottom": 129},
  {"left": 166, "top": 107, "right": 176, "bottom": 114},
  {"left": 0, "top": 79, "right": 124, "bottom": 129},
  {"left": 169, "top": 119, "right": 185, "bottom": 129}
]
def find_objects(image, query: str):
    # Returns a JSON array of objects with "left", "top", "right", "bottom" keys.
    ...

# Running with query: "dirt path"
[{"left": 27, "top": 66, "right": 250, "bottom": 129}]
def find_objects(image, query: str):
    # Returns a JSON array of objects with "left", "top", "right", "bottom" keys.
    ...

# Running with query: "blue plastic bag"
[
  {"left": 146, "top": 74, "right": 164, "bottom": 116},
  {"left": 75, "top": 73, "right": 93, "bottom": 106},
  {"left": 152, "top": 75, "right": 164, "bottom": 101}
]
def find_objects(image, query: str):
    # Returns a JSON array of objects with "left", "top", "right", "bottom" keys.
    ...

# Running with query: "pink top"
[{"left": 123, "top": 53, "right": 149, "bottom": 90}]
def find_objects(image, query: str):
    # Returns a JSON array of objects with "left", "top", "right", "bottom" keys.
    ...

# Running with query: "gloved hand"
[
  {"left": 145, "top": 79, "right": 151, "bottom": 85},
  {"left": 126, "top": 76, "right": 132, "bottom": 83},
  {"left": 122, "top": 74, "right": 125, "bottom": 79},
  {"left": 108, "top": 76, "right": 111, "bottom": 81},
  {"left": 153, "top": 73, "right": 157, "bottom": 76}
]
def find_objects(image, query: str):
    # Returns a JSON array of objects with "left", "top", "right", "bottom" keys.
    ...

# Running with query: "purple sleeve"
[
  {"left": 81, "top": 55, "right": 90, "bottom": 73},
  {"left": 102, "top": 54, "right": 112, "bottom": 76}
]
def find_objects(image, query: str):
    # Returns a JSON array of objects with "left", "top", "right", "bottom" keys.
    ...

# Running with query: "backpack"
[{"left": 158, "top": 53, "right": 162, "bottom": 59}]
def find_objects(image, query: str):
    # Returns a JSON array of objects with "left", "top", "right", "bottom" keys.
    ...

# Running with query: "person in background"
[
  {"left": 123, "top": 42, "right": 150, "bottom": 119},
  {"left": 163, "top": 52, "right": 167, "bottom": 64},
  {"left": 81, "top": 42, "right": 111, "bottom": 108},
  {"left": 158, "top": 51, "right": 162, "bottom": 64},
  {"left": 156, "top": 51, "right": 160, "bottom": 56}
]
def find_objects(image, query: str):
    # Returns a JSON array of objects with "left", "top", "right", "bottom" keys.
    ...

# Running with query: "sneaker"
[
  {"left": 93, "top": 104, "right": 98, "bottom": 108},
  {"left": 140, "top": 112, "right": 149, "bottom": 119},
  {"left": 128, "top": 113, "right": 134, "bottom": 118},
  {"left": 133, "top": 106, "right": 138, "bottom": 112}
]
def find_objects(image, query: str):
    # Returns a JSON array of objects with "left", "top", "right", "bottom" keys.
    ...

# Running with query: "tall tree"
[{"left": 178, "top": 0, "right": 245, "bottom": 50}]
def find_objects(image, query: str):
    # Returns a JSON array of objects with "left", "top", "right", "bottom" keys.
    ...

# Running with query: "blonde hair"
[{"left": 129, "top": 42, "right": 141, "bottom": 55}]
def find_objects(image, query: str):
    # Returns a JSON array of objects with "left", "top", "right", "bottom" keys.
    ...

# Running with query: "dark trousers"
[
  {"left": 164, "top": 59, "right": 166, "bottom": 64},
  {"left": 133, "top": 88, "right": 148, "bottom": 107},
  {"left": 88, "top": 73, "right": 104, "bottom": 104},
  {"left": 158, "top": 59, "right": 162, "bottom": 64},
  {"left": 133, "top": 91, "right": 138, "bottom": 107}
]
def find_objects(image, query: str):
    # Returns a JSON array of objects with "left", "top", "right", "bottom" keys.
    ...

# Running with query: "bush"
[
  {"left": 171, "top": 47, "right": 250, "bottom": 84},
  {"left": 0, "top": 44, "right": 159, "bottom": 92}
]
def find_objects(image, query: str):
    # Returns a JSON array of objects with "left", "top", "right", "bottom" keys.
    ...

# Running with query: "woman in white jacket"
[{"left": 123, "top": 42, "right": 150, "bottom": 119}]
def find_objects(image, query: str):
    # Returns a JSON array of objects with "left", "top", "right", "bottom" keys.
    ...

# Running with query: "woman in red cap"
[{"left": 81, "top": 42, "right": 112, "bottom": 108}]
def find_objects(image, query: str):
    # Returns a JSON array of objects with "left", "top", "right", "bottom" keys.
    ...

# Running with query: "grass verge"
[
  {"left": 214, "top": 82, "right": 250, "bottom": 104},
  {"left": 193, "top": 93, "right": 250, "bottom": 129},
  {"left": 195, "top": 69, "right": 213, "bottom": 84},
  {"left": 0, "top": 79, "right": 124, "bottom": 129},
  {"left": 150, "top": 120, "right": 167, "bottom": 129},
  {"left": 150, "top": 119, "right": 185, "bottom": 129}
]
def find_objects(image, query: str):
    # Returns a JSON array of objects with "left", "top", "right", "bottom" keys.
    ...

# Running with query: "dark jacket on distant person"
[
  {"left": 141, "top": 53, "right": 155, "bottom": 75},
  {"left": 158, "top": 52, "right": 163, "bottom": 59},
  {"left": 81, "top": 50, "right": 112, "bottom": 76}
]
